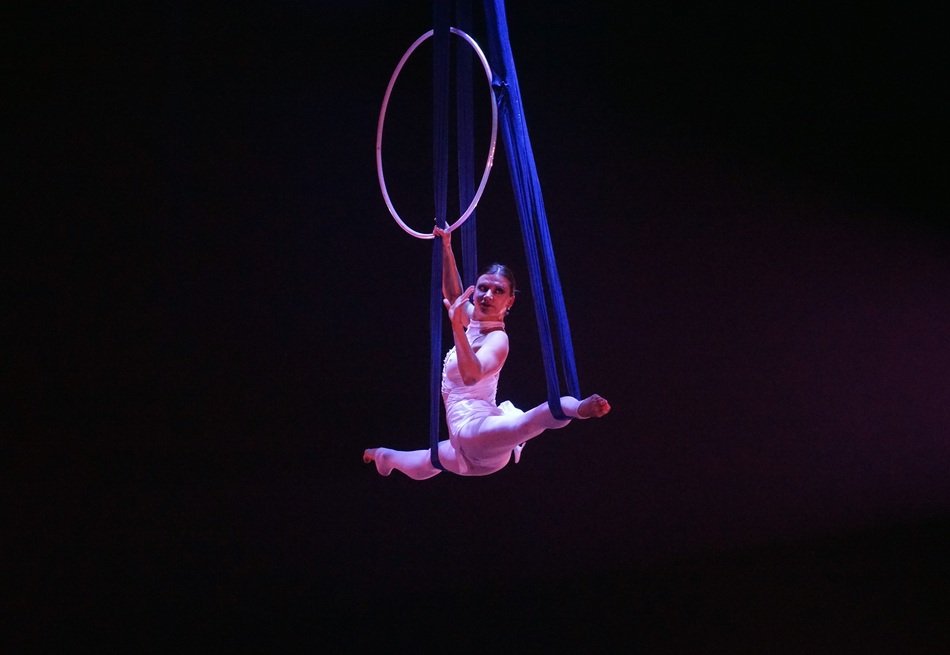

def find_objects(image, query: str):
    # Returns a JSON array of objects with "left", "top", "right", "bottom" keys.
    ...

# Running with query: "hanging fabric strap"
[
  {"left": 429, "top": 1, "right": 451, "bottom": 469},
  {"left": 481, "top": 0, "right": 581, "bottom": 419},
  {"left": 431, "top": 2, "right": 481, "bottom": 468},
  {"left": 456, "top": 0, "right": 479, "bottom": 287},
  {"left": 429, "top": 0, "right": 576, "bottom": 467}
]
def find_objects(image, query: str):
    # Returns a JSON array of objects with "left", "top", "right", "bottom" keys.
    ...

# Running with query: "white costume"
[
  {"left": 365, "top": 321, "right": 591, "bottom": 480},
  {"left": 441, "top": 320, "right": 526, "bottom": 475}
]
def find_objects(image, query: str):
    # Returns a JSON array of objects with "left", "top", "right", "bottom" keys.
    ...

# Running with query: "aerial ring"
[{"left": 376, "top": 27, "right": 498, "bottom": 239}]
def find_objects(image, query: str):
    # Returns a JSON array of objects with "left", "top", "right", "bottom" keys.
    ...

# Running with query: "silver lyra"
[{"left": 376, "top": 27, "right": 499, "bottom": 239}]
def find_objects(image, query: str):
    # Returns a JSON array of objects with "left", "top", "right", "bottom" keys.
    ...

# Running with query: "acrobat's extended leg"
[
  {"left": 459, "top": 394, "right": 611, "bottom": 458},
  {"left": 363, "top": 440, "right": 464, "bottom": 480}
]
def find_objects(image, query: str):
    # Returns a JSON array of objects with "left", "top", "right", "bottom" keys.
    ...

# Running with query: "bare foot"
[
  {"left": 577, "top": 394, "right": 611, "bottom": 418},
  {"left": 362, "top": 448, "right": 393, "bottom": 476}
]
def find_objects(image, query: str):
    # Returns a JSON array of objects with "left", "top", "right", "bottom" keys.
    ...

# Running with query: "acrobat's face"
[{"left": 472, "top": 273, "right": 514, "bottom": 322}]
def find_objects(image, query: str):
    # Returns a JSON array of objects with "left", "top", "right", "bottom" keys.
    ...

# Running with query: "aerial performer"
[{"left": 363, "top": 227, "right": 611, "bottom": 480}]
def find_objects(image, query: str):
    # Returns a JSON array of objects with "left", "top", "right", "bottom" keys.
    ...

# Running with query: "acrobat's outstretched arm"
[{"left": 434, "top": 226, "right": 467, "bottom": 308}]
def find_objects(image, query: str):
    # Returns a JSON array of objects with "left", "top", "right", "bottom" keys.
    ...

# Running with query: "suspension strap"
[
  {"left": 429, "top": 1, "right": 451, "bottom": 469},
  {"left": 482, "top": 0, "right": 581, "bottom": 419}
]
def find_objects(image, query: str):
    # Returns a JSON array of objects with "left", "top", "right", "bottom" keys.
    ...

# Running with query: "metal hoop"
[{"left": 376, "top": 27, "right": 498, "bottom": 240}]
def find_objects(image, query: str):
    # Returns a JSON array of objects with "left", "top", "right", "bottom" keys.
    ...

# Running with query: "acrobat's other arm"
[{"left": 444, "top": 287, "right": 508, "bottom": 386}]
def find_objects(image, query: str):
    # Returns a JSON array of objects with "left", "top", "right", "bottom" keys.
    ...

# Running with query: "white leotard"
[
  {"left": 366, "top": 320, "right": 584, "bottom": 479},
  {"left": 441, "top": 319, "right": 523, "bottom": 473}
]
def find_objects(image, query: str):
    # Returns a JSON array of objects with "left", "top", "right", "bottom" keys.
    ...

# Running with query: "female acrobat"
[{"left": 363, "top": 226, "right": 610, "bottom": 479}]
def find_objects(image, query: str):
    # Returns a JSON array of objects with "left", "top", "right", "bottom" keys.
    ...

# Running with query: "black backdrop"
[{"left": 9, "top": 1, "right": 949, "bottom": 650}]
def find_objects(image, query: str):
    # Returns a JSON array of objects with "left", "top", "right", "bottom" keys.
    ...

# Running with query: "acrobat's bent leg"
[
  {"left": 363, "top": 440, "right": 464, "bottom": 480},
  {"left": 461, "top": 394, "right": 611, "bottom": 457}
]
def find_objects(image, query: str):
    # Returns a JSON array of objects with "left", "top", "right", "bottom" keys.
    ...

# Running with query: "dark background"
[{"left": 8, "top": 1, "right": 949, "bottom": 650}]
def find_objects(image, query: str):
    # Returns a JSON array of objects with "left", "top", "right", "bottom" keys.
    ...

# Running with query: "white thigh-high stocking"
[
  {"left": 363, "top": 447, "right": 440, "bottom": 480},
  {"left": 363, "top": 395, "right": 609, "bottom": 479},
  {"left": 363, "top": 441, "right": 465, "bottom": 480},
  {"left": 456, "top": 395, "right": 580, "bottom": 457}
]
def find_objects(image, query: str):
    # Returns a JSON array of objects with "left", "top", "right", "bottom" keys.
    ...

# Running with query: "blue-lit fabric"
[
  {"left": 456, "top": 0, "right": 479, "bottom": 288},
  {"left": 431, "top": 1, "right": 482, "bottom": 469},
  {"left": 429, "top": 1, "right": 451, "bottom": 469},
  {"left": 481, "top": 0, "right": 580, "bottom": 418},
  {"left": 430, "top": 0, "right": 579, "bottom": 467}
]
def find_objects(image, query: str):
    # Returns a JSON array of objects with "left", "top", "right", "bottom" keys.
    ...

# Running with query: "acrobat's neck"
[{"left": 468, "top": 319, "right": 505, "bottom": 334}]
